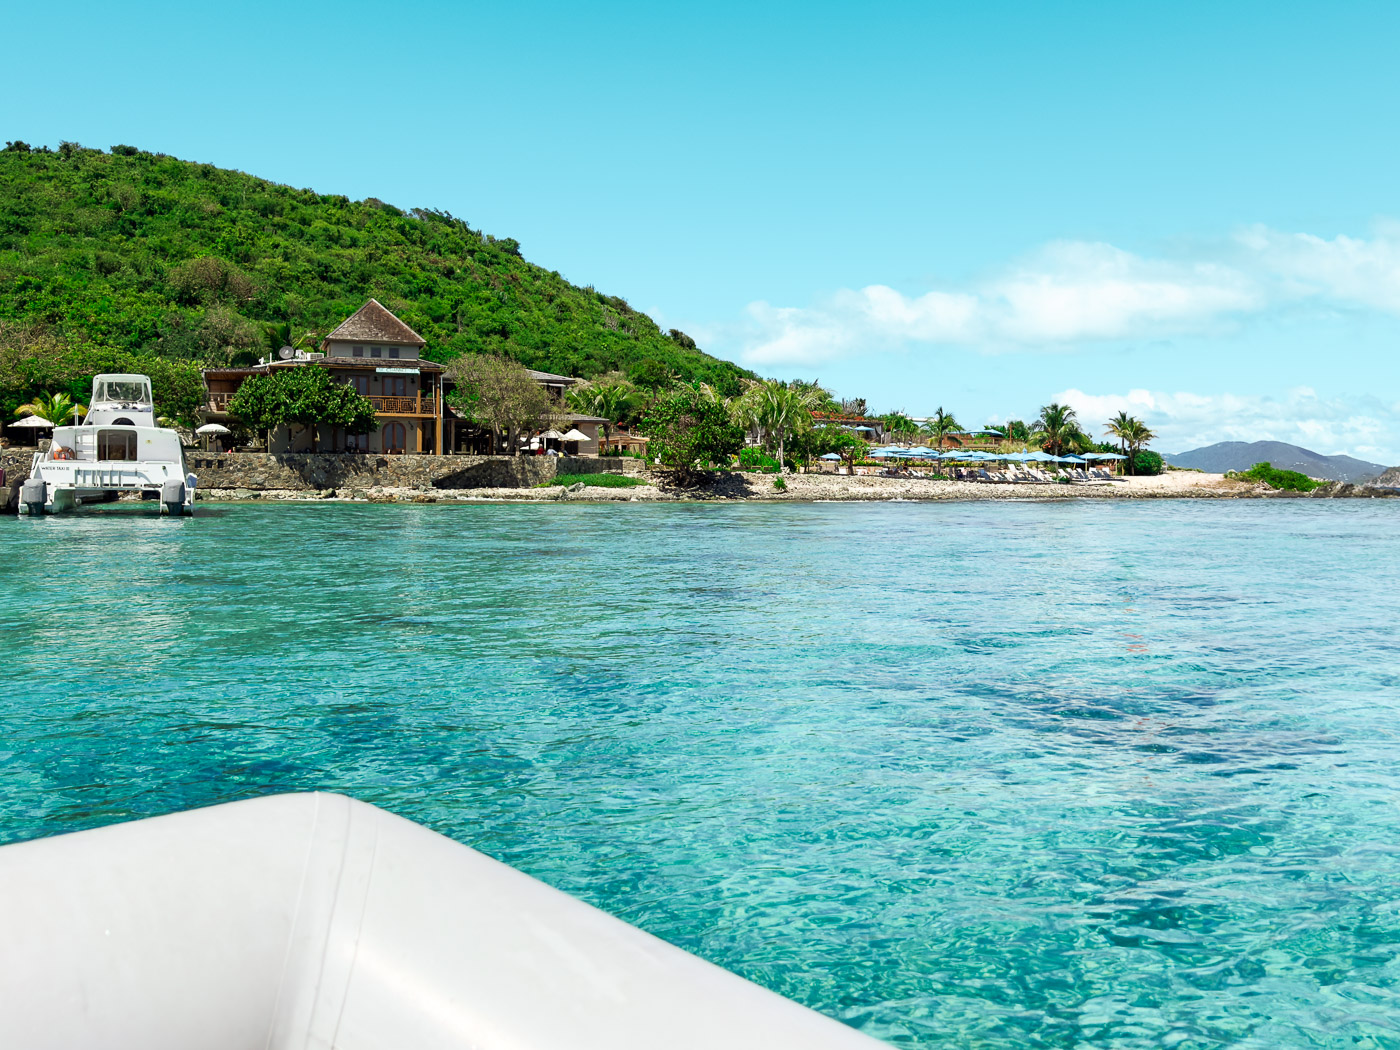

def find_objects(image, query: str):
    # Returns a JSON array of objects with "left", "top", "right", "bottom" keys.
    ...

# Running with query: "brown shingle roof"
[{"left": 323, "top": 299, "right": 427, "bottom": 347}]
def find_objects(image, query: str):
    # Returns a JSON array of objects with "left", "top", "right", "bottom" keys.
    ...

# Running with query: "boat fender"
[
  {"left": 20, "top": 479, "right": 45, "bottom": 507},
  {"left": 161, "top": 479, "right": 185, "bottom": 505}
]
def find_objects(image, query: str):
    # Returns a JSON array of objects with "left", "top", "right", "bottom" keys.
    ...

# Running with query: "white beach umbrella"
[
  {"left": 9, "top": 414, "right": 53, "bottom": 428},
  {"left": 195, "top": 423, "right": 231, "bottom": 435},
  {"left": 541, "top": 429, "right": 566, "bottom": 440},
  {"left": 561, "top": 428, "right": 590, "bottom": 442}
]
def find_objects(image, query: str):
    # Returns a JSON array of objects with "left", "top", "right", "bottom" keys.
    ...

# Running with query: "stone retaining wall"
[
  {"left": 1, "top": 447, "right": 34, "bottom": 513},
  {"left": 184, "top": 452, "right": 640, "bottom": 494}
]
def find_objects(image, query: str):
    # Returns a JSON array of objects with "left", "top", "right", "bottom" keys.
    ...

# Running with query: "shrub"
[
  {"left": 773, "top": 476, "right": 787, "bottom": 491},
  {"left": 738, "top": 446, "right": 781, "bottom": 472},
  {"left": 1132, "top": 450, "right": 1164, "bottom": 476},
  {"left": 111, "top": 144, "right": 139, "bottom": 156},
  {"left": 1232, "top": 462, "right": 1319, "bottom": 492},
  {"left": 537, "top": 472, "right": 647, "bottom": 489},
  {"left": 639, "top": 386, "right": 745, "bottom": 479}
]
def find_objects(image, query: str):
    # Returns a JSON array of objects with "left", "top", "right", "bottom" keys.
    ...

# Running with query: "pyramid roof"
[{"left": 323, "top": 299, "right": 426, "bottom": 346}]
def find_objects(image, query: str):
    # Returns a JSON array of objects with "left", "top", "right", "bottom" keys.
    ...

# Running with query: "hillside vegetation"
[{"left": 0, "top": 141, "right": 752, "bottom": 420}]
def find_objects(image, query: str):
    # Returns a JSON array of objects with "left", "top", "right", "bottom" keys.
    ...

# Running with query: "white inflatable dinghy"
[{"left": 0, "top": 792, "right": 887, "bottom": 1050}]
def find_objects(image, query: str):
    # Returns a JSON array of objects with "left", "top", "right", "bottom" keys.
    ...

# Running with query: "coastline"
[{"left": 197, "top": 471, "right": 1396, "bottom": 504}]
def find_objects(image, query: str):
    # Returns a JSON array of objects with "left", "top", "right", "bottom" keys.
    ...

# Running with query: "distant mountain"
[{"left": 1165, "top": 441, "right": 1389, "bottom": 482}]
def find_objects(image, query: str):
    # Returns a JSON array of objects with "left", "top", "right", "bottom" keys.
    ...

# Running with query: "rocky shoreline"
[{"left": 197, "top": 471, "right": 1398, "bottom": 504}]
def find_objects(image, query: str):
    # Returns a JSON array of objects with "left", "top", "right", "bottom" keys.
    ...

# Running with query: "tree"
[
  {"left": 14, "top": 391, "right": 86, "bottom": 425},
  {"left": 1103, "top": 410, "right": 1136, "bottom": 457},
  {"left": 881, "top": 411, "right": 919, "bottom": 444},
  {"left": 921, "top": 407, "right": 963, "bottom": 449},
  {"left": 227, "top": 366, "right": 377, "bottom": 451},
  {"left": 1103, "top": 412, "right": 1155, "bottom": 473},
  {"left": 445, "top": 353, "right": 554, "bottom": 456},
  {"left": 802, "top": 426, "right": 867, "bottom": 474},
  {"left": 639, "top": 385, "right": 745, "bottom": 480},
  {"left": 1033, "top": 402, "right": 1089, "bottom": 456},
  {"left": 567, "top": 380, "right": 641, "bottom": 451},
  {"left": 731, "top": 380, "right": 825, "bottom": 469}
]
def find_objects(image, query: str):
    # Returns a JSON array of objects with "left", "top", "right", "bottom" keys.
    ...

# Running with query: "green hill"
[{"left": 0, "top": 140, "right": 752, "bottom": 420}]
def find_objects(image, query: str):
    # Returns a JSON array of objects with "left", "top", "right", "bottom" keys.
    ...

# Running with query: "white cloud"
[
  {"left": 737, "top": 223, "right": 1400, "bottom": 366},
  {"left": 1052, "top": 387, "right": 1400, "bottom": 463}
]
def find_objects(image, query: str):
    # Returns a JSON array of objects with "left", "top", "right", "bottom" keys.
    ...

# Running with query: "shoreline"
[{"left": 197, "top": 471, "right": 1397, "bottom": 504}]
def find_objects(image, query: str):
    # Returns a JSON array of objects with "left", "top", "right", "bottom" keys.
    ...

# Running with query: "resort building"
[
  {"left": 202, "top": 300, "right": 445, "bottom": 455},
  {"left": 200, "top": 300, "right": 624, "bottom": 458}
]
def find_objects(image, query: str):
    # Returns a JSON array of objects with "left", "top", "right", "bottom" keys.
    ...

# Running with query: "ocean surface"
[{"left": 3, "top": 499, "right": 1399, "bottom": 1048}]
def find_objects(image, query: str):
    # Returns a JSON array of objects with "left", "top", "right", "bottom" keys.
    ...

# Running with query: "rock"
[{"left": 568, "top": 482, "right": 586, "bottom": 493}]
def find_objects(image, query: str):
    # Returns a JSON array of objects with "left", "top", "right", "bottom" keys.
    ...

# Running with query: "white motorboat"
[{"left": 18, "top": 373, "right": 195, "bottom": 516}]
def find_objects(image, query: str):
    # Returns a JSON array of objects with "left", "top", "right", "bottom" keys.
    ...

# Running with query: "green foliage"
[
  {"left": 922, "top": 407, "right": 963, "bottom": 448},
  {"left": 14, "top": 390, "right": 86, "bottom": 424},
  {"left": 639, "top": 385, "right": 745, "bottom": 478},
  {"left": 0, "top": 147, "right": 753, "bottom": 392},
  {"left": 0, "top": 322, "right": 205, "bottom": 424},
  {"left": 1131, "top": 450, "right": 1164, "bottom": 476},
  {"left": 1232, "top": 461, "right": 1319, "bottom": 491},
  {"left": 738, "top": 446, "right": 781, "bottom": 472},
  {"left": 773, "top": 476, "right": 787, "bottom": 491},
  {"left": 538, "top": 472, "right": 648, "bottom": 489},
  {"left": 567, "top": 379, "right": 642, "bottom": 447},
  {"left": 1032, "top": 402, "right": 1090, "bottom": 456},
  {"left": 226, "top": 365, "right": 376, "bottom": 448}
]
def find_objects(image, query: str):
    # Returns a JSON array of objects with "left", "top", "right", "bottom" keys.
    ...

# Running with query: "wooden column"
[{"left": 434, "top": 373, "right": 443, "bottom": 456}]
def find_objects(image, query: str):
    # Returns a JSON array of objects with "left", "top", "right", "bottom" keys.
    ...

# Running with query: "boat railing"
[{"left": 70, "top": 466, "right": 158, "bottom": 489}]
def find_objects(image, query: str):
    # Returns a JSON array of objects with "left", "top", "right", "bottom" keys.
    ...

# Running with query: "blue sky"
[{"left": 8, "top": 1, "right": 1400, "bottom": 459}]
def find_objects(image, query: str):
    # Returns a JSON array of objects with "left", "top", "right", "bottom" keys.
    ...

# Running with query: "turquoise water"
[{"left": 4, "top": 500, "right": 1400, "bottom": 1047}]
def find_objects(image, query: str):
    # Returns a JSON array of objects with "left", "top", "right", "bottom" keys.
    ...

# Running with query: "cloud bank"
[
  {"left": 1049, "top": 387, "right": 1400, "bottom": 463},
  {"left": 739, "top": 225, "right": 1400, "bottom": 366}
]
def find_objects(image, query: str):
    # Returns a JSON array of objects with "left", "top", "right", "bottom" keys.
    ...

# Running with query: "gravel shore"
[{"left": 194, "top": 470, "right": 1391, "bottom": 504}]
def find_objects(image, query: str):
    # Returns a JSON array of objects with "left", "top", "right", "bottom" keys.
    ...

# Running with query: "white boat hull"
[{"left": 0, "top": 793, "right": 886, "bottom": 1050}]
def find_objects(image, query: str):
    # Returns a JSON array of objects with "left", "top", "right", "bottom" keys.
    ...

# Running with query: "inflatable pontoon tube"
[{"left": 0, "top": 792, "right": 887, "bottom": 1050}]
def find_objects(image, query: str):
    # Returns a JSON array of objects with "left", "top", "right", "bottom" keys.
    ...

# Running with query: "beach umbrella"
[
  {"left": 1063, "top": 454, "right": 1087, "bottom": 463},
  {"left": 8, "top": 415, "right": 53, "bottom": 428},
  {"left": 1024, "top": 450, "right": 1056, "bottom": 462},
  {"left": 541, "top": 429, "right": 565, "bottom": 440},
  {"left": 819, "top": 452, "right": 841, "bottom": 460},
  {"left": 195, "top": 423, "right": 230, "bottom": 435},
  {"left": 561, "top": 428, "right": 590, "bottom": 442}
]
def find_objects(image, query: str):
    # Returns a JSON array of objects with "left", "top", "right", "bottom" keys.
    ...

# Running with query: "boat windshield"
[{"left": 96, "top": 380, "right": 151, "bottom": 404}]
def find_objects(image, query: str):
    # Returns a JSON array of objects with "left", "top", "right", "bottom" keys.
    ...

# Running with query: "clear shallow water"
[{"left": 3, "top": 499, "right": 1400, "bottom": 1048}]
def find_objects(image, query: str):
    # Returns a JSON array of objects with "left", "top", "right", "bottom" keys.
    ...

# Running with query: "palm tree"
[
  {"left": 921, "top": 407, "right": 963, "bottom": 449},
  {"left": 881, "top": 412, "right": 919, "bottom": 444},
  {"left": 732, "top": 380, "right": 823, "bottom": 469},
  {"left": 1032, "top": 402, "right": 1088, "bottom": 456},
  {"left": 15, "top": 391, "right": 86, "bottom": 426},
  {"left": 1123, "top": 418, "right": 1156, "bottom": 473},
  {"left": 1103, "top": 410, "right": 1136, "bottom": 457},
  {"left": 567, "top": 381, "right": 640, "bottom": 452}
]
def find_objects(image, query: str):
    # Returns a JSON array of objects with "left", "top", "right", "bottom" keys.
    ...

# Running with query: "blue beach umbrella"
[{"left": 819, "top": 453, "right": 841, "bottom": 460}]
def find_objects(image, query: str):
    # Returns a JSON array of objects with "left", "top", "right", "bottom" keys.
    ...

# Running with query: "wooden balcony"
[
  {"left": 367, "top": 395, "right": 435, "bottom": 416},
  {"left": 202, "top": 394, "right": 437, "bottom": 417}
]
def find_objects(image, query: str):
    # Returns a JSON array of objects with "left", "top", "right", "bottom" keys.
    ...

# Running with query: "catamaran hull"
[
  {"left": 0, "top": 793, "right": 886, "bottom": 1050},
  {"left": 18, "top": 474, "right": 196, "bottom": 516}
]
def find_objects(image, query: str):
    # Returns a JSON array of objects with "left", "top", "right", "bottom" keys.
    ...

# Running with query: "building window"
[
  {"left": 383, "top": 421, "right": 406, "bottom": 453},
  {"left": 371, "top": 346, "right": 382, "bottom": 358},
  {"left": 353, "top": 345, "right": 364, "bottom": 358},
  {"left": 388, "top": 346, "right": 399, "bottom": 358},
  {"left": 383, "top": 376, "right": 407, "bottom": 397}
]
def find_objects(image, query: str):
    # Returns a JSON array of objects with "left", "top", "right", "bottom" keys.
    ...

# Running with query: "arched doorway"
[{"left": 382, "top": 421, "right": 406, "bottom": 454}]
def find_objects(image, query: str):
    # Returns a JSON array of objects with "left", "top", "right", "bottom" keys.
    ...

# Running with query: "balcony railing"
[
  {"left": 203, "top": 394, "right": 437, "bottom": 416},
  {"left": 366, "top": 396, "right": 435, "bottom": 415}
]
